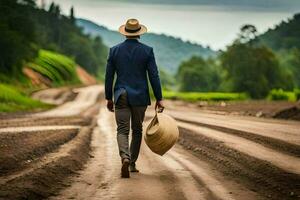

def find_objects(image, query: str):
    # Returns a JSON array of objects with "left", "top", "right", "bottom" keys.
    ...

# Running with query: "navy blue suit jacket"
[{"left": 105, "top": 39, "right": 162, "bottom": 106}]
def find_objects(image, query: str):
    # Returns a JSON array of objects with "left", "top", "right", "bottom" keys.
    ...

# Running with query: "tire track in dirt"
[
  {"left": 2, "top": 84, "right": 299, "bottom": 200},
  {"left": 36, "top": 85, "right": 103, "bottom": 117},
  {"left": 50, "top": 108, "right": 117, "bottom": 200},
  {"left": 178, "top": 121, "right": 300, "bottom": 175},
  {"left": 0, "top": 125, "right": 81, "bottom": 133},
  {"left": 0, "top": 128, "right": 79, "bottom": 176},
  {"left": 0, "top": 85, "right": 104, "bottom": 200},
  {"left": 167, "top": 110, "right": 300, "bottom": 146},
  {"left": 167, "top": 151, "right": 235, "bottom": 200},
  {"left": 0, "top": 124, "right": 94, "bottom": 200},
  {"left": 167, "top": 146, "right": 260, "bottom": 200},
  {"left": 54, "top": 107, "right": 264, "bottom": 200},
  {"left": 138, "top": 141, "right": 200, "bottom": 200},
  {"left": 178, "top": 127, "right": 300, "bottom": 200},
  {"left": 0, "top": 125, "right": 93, "bottom": 186},
  {"left": 0, "top": 116, "right": 92, "bottom": 128},
  {"left": 175, "top": 117, "right": 300, "bottom": 157},
  {"left": 53, "top": 108, "right": 190, "bottom": 200}
]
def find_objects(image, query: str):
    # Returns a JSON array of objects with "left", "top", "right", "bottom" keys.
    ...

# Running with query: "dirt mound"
[
  {"left": 274, "top": 105, "right": 300, "bottom": 121},
  {"left": 76, "top": 66, "right": 97, "bottom": 85},
  {"left": 22, "top": 67, "right": 52, "bottom": 87}
]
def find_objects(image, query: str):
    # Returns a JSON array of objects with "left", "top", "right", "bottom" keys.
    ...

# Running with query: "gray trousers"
[{"left": 115, "top": 91, "right": 147, "bottom": 165}]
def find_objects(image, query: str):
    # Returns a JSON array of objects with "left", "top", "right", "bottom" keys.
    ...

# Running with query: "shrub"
[
  {"left": 294, "top": 89, "right": 300, "bottom": 100},
  {"left": 267, "top": 89, "right": 296, "bottom": 101}
]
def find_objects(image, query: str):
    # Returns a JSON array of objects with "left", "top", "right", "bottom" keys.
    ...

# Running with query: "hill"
[
  {"left": 257, "top": 13, "right": 300, "bottom": 51},
  {"left": 0, "top": 1, "right": 107, "bottom": 83},
  {"left": 76, "top": 18, "right": 216, "bottom": 74},
  {"left": 255, "top": 13, "right": 300, "bottom": 88}
]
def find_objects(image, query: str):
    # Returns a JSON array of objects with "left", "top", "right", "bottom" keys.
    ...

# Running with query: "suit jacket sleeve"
[
  {"left": 147, "top": 48, "right": 162, "bottom": 101},
  {"left": 105, "top": 48, "right": 115, "bottom": 101}
]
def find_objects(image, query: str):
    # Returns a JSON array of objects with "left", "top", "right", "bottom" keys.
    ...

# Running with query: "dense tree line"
[
  {"left": 220, "top": 42, "right": 291, "bottom": 98},
  {"left": 0, "top": 0, "right": 107, "bottom": 82},
  {"left": 176, "top": 19, "right": 299, "bottom": 98},
  {"left": 0, "top": 0, "right": 37, "bottom": 80},
  {"left": 258, "top": 14, "right": 300, "bottom": 51},
  {"left": 177, "top": 57, "right": 221, "bottom": 92}
]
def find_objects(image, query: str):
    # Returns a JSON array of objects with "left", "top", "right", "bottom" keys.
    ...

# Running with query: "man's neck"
[
  {"left": 126, "top": 36, "right": 140, "bottom": 40},
  {"left": 125, "top": 38, "right": 139, "bottom": 42}
]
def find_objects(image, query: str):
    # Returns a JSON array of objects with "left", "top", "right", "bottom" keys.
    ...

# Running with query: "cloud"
[{"left": 100, "top": 0, "right": 300, "bottom": 10}]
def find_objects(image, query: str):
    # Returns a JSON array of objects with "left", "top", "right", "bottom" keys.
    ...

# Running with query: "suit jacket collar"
[{"left": 125, "top": 39, "right": 139, "bottom": 43}]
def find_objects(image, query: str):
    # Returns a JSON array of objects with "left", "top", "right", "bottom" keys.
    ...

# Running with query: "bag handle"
[{"left": 155, "top": 106, "right": 164, "bottom": 114}]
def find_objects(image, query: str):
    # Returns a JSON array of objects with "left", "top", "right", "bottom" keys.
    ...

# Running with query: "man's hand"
[
  {"left": 155, "top": 100, "right": 164, "bottom": 113},
  {"left": 107, "top": 100, "right": 114, "bottom": 112}
]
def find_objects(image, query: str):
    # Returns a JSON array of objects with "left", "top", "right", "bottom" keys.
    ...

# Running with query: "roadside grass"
[
  {"left": 267, "top": 89, "right": 299, "bottom": 102},
  {"left": 0, "top": 84, "right": 53, "bottom": 113},
  {"left": 162, "top": 90, "right": 248, "bottom": 102}
]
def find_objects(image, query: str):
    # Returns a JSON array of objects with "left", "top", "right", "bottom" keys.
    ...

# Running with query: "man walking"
[{"left": 105, "top": 19, "right": 164, "bottom": 178}]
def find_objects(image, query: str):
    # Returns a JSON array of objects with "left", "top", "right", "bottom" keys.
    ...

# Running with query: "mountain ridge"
[
  {"left": 76, "top": 18, "right": 216, "bottom": 74},
  {"left": 257, "top": 13, "right": 300, "bottom": 51}
]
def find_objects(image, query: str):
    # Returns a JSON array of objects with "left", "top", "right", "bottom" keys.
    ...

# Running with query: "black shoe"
[
  {"left": 121, "top": 158, "right": 130, "bottom": 178},
  {"left": 129, "top": 164, "right": 139, "bottom": 173}
]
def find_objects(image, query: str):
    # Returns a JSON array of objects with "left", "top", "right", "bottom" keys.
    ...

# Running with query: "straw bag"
[{"left": 144, "top": 109, "right": 179, "bottom": 156}]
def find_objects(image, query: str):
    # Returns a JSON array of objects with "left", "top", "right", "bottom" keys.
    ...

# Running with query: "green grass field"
[
  {"left": 162, "top": 90, "right": 248, "bottom": 102},
  {"left": 0, "top": 84, "right": 52, "bottom": 112},
  {"left": 27, "top": 50, "right": 80, "bottom": 86},
  {"left": 162, "top": 89, "right": 300, "bottom": 102}
]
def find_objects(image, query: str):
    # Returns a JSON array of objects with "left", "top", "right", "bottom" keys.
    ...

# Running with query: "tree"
[
  {"left": 48, "top": 2, "right": 55, "bottom": 13},
  {"left": 278, "top": 48, "right": 300, "bottom": 88},
  {"left": 177, "top": 56, "right": 221, "bottom": 92},
  {"left": 257, "top": 13, "right": 300, "bottom": 51},
  {"left": 48, "top": 2, "right": 60, "bottom": 17},
  {"left": 18, "top": 0, "right": 36, "bottom": 7},
  {"left": 0, "top": 0, "right": 37, "bottom": 78},
  {"left": 219, "top": 24, "right": 294, "bottom": 98},
  {"left": 70, "top": 6, "right": 75, "bottom": 24},
  {"left": 239, "top": 24, "right": 257, "bottom": 43},
  {"left": 159, "top": 68, "right": 175, "bottom": 90},
  {"left": 54, "top": 4, "right": 61, "bottom": 18},
  {"left": 289, "top": 49, "right": 300, "bottom": 87},
  {"left": 221, "top": 42, "right": 292, "bottom": 98},
  {"left": 0, "top": 0, "right": 108, "bottom": 82}
]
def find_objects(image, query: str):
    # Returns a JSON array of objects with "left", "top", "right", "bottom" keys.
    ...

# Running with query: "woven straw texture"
[{"left": 144, "top": 113, "right": 179, "bottom": 156}]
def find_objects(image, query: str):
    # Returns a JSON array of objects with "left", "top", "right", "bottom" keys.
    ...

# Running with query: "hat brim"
[{"left": 118, "top": 24, "right": 147, "bottom": 36}]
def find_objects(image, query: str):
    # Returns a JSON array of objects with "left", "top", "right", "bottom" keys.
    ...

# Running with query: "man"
[{"left": 105, "top": 19, "right": 164, "bottom": 178}]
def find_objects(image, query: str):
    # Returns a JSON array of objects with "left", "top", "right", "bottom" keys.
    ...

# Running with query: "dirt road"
[{"left": 0, "top": 85, "right": 299, "bottom": 200}]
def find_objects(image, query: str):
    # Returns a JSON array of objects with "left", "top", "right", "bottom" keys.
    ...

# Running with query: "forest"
[
  {"left": 0, "top": 0, "right": 107, "bottom": 84},
  {"left": 0, "top": 0, "right": 108, "bottom": 111},
  {"left": 175, "top": 15, "right": 300, "bottom": 100}
]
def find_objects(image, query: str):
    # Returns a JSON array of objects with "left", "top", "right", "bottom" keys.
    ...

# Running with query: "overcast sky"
[{"left": 46, "top": 0, "right": 300, "bottom": 49}]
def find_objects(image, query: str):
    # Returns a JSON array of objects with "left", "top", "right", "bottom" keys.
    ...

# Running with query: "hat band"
[{"left": 125, "top": 26, "right": 141, "bottom": 33}]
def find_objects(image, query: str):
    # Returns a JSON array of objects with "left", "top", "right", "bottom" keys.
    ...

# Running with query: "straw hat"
[
  {"left": 144, "top": 112, "right": 179, "bottom": 156},
  {"left": 119, "top": 18, "right": 147, "bottom": 36}
]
